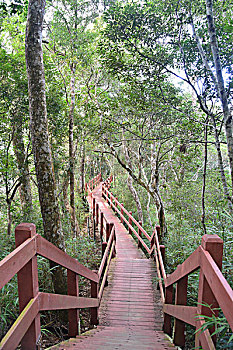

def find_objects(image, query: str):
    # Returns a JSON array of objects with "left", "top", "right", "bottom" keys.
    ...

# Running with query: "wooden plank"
[
  {"left": 39, "top": 292, "right": 99, "bottom": 310},
  {"left": 165, "top": 247, "right": 200, "bottom": 287},
  {"left": 163, "top": 304, "right": 197, "bottom": 327},
  {"left": 200, "top": 247, "right": 233, "bottom": 331},
  {"left": 36, "top": 236, "right": 98, "bottom": 283},
  {"left": 0, "top": 297, "right": 39, "bottom": 350},
  {"left": 0, "top": 237, "right": 36, "bottom": 289}
]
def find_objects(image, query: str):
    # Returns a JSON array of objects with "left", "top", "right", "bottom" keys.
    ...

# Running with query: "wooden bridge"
[{"left": 0, "top": 173, "right": 233, "bottom": 350}]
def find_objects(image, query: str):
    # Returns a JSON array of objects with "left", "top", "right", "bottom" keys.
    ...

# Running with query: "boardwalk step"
[{"left": 48, "top": 326, "right": 176, "bottom": 349}]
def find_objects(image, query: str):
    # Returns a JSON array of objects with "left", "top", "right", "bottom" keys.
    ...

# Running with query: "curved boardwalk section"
[{"left": 49, "top": 184, "right": 175, "bottom": 349}]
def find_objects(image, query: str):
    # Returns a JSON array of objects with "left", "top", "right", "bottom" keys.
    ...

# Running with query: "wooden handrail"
[
  {"left": 0, "top": 222, "right": 100, "bottom": 350},
  {"left": 102, "top": 183, "right": 152, "bottom": 243},
  {"left": 100, "top": 182, "right": 233, "bottom": 350}
]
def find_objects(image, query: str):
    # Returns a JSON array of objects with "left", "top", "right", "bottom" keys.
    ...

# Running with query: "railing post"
[
  {"left": 15, "top": 223, "right": 41, "bottom": 350},
  {"left": 173, "top": 276, "right": 188, "bottom": 347},
  {"left": 113, "top": 227, "right": 116, "bottom": 258},
  {"left": 160, "top": 245, "right": 165, "bottom": 263},
  {"left": 96, "top": 203, "right": 99, "bottom": 226},
  {"left": 115, "top": 197, "right": 118, "bottom": 214},
  {"left": 106, "top": 223, "right": 114, "bottom": 241},
  {"left": 129, "top": 211, "right": 132, "bottom": 235},
  {"left": 150, "top": 231, "right": 155, "bottom": 257},
  {"left": 121, "top": 203, "right": 124, "bottom": 223},
  {"left": 163, "top": 284, "right": 173, "bottom": 337},
  {"left": 102, "top": 242, "right": 108, "bottom": 286},
  {"left": 90, "top": 277, "right": 99, "bottom": 326},
  {"left": 100, "top": 212, "right": 104, "bottom": 241},
  {"left": 110, "top": 193, "right": 112, "bottom": 208},
  {"left": 138, "top": 221, "right": 142, "bottom": 249},
  {"left": 93, "top": 197, "right": 96, "bottom": 219},
  {"left": 102, "top": 184, "right": 104, "bottom": 198},
  {"left": 67, "top": 270, "right": 80, "bottom": 337},
  {"left": 156, "top": 225, "right": 161, "bottom": 244},
  {"left": 195, "top": 234, "right": 223, "bottom": 348}
]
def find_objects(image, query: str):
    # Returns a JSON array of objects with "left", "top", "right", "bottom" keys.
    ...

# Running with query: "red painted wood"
[
  {"left": 96, "top": 202, "right": 99, "bottom": 226},
  {"left": 165, "top": 246, "right": 200, "bottom": 287},
  {"left": 195, "top": 235, "right": 223, "bottom": 348},
  {"left": 173, "top": 276, "right": 188, "bottom": 347},
  {"left": 163, "top": 284, "right": 173, "bottom": 337},
  {"left": 128, "top": 211, "right": 132, "bottom": 235},
  {"left": 91, "top": 280, "right": 99, "bottom": 325},
  {"left": 138, "top": 220, "right": 142, "bottom": 249},
  {"left": 67, "top": 270, "right": 79, "bottom": 337},
  {"left": 163, "top": 304, "right": 197, "bottom": 327},
  {"left": 0, "top": 296, "right": 39, "bottom": 350},
  {"left": 15, "top": 223, "right": 40, "bottom": 350},
  {"left": 121, "top": 203, "right": 123, "bottom": 223},
  {"left": 39, "top": 293, "right": 98, "bottom": 310},
  {"left": 0, "top": 236, "right": 36, "bottom": 289},
  {"left": 37, "top": 235, "right": 98, "bottom": 282}
]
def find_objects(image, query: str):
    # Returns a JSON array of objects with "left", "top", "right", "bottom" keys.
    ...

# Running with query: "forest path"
[{"left": 49, "top": 183, "right": 175, "bottom": 349}]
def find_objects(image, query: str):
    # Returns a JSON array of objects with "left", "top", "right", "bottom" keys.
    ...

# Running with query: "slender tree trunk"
[
  {"left": 201, "top": 124, "right": 208, "bottom": 234},
  {"left": 25, "top": 0, "right": 66, "bottom": 294},
  {"left": 61, "top": 174, "right": 70, "bottom": 213},
  {"left": 127, "top": 175, "right": 144, "bottom": 223},
  {"left": 13, "top": 124, "right": 33, "bottom": 220},
  {"left": 206, "top": 0, "right": 233, "bottom": 194},
  {"left": 68, "top": 64, "right": 79, "bottom": 237},
  {"left": 7, "top": 201, "right": 11, "bottom": 236},
  {"left": 122, "top": 138, "right": 144, "bottom": 223},
  {"left": 79, "top": 141, "right": 85, "bottom": 197},
  {"left": 146, "top": 193, "right": 153, "bottom": 230},
  {"left": 211, "top": 115, "right": 233, "bottom": 213}
]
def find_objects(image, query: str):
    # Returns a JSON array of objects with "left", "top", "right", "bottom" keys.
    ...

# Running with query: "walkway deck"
[{"left": 49, "top": 184, "right": 175, "bottom": 349}]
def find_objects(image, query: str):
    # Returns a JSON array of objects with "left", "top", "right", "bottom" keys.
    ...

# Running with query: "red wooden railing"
[
  {"left": 0, "top": 174, "right": 116, "bottom": 350},
  {"left": 101, "top": 181, "right": 233, "bottom": 350},
  {"left": 85, "top": 172, "right": 102, "bottom": 193}
]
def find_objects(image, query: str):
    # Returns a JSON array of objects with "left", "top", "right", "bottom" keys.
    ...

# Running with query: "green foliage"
[{"left": 196, "top": 304, "right": 233, "bottom": 350}]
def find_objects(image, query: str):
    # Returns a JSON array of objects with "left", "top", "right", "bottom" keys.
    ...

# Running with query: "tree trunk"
[
  {"left": 79, "top": 141, "right": 85, "bottom": 197},
  {"left": 68, "top": 64, "right": 79, "bottom": 237},
  {"left": 13, "top": 123, "right": 33, "bottom": 220},
  {"left": 25, "top": 0, "right": 66, "bottom": 294},
  {"left": 122, "top": 136, "right": 144, "bottom": 223},
  {"left": 206, "top": 0, "right": 233, "bottom": 194},
  {"left": 127, "top": 175, "right": 144, "bottom": 223},
  {"left": 7, "top": 201, "right": 11, "bottom": 236}
]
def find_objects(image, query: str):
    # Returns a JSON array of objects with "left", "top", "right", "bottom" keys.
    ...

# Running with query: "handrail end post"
[{"left": 15, "top": 223, "right": 41, "bottom": 349}]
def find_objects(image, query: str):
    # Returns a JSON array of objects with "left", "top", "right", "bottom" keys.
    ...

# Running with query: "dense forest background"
[{"left": 0, "top": 0, "right": 233, "bottom": 348}]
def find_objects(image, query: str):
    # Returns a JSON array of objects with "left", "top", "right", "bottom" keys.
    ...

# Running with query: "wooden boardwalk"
[{"left": 50, "top": 184, "right": 175, "bottom": 349}]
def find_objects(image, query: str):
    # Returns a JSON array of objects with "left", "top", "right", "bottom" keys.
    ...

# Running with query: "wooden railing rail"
[
  {"left": 0, "top": 223, "right": 99, "bottom": 350},
  {"left": 100, "top": 182, "right": 233, "bottom": 350},
  {"left": 85, "top": 172, "right": 102, "bottom": 193},
  {"left": 102, "top": 183, "right": 152, "bottom": 254},
  {"left": 88, "top": 174, "right": 116, "bottom": 302},
  {"left": 162, "top": 234, "right": 233, "bottom": 350}
]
